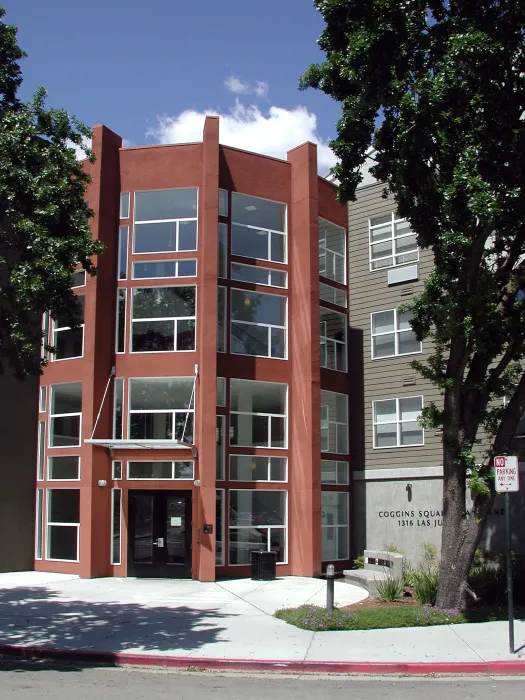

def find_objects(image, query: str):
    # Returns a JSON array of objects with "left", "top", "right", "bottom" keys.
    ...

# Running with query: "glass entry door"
[{"left": 128, "top": 491, "right": 192, "bottom": 578}]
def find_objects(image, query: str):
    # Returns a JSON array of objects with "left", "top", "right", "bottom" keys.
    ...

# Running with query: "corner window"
[
  {"left": 231, "top": 289, "right": 287, "bottom": 359},
  {"left": 231, "top": 193, "right": 286, "bottom": 263},
  {"left": 319, "top": 218, "right": 346, "bottom": 284},
  {"left": 321, "top": 460, "right": 349, "bottom": 485},
  {"left": 127, "top": 461, "right": 194, "bottom": 479},
  {"left": 46, "top": 489, "right": 80, "bottom": 561},
  {"left": 371, "top": 308, "right": 421, "bottom": 359},
  {"left": 48, "top": 456, "right": 80, "bottom": 481},
  {"left": 230, "top": 379, "right": 287, "bottom": 448},
  {"left": 373, "top": 396, "right": 424, "bottom": 448},
  {"left": 229, "top": 490, "right": 287, "bottom": 565},
  {"left": 321, "top": 390, "right": 348, "bottom": 454},
  {"left": 132, "top": 259, "right": 197, "bottom": 280},
  {"left": 51, "top": 296, "right": 85, "bottom": 361},
  {"left": 131, "top": 286, "right": 196, "bottom": 353},
  {"left": 320, "top": 307, "right": 347, "bottom": 372},
  {"left": 111, "top": 489, "right": 121, "bottom": 565},
  {"left": 219, "top": 189, "right": 229, "bottom": 217},
  {"left": 133, "top": 188, "right": 198, "bottom": 253},
  {"left": 49, "top": 382, "right": 82, "bottom": 447},
  {"left": 321, "top": 492, "right": 349, "bottom": 561},
  {"left": 320, "top": 282, "right": 347, "bottom": 308},
  {"left": 230, "top": 455, "right": 287, "bottom": 482},
  {"left": 128, "top": 377, "right": 194, "bottom": 442},
  {"left": 120, "top": 192, "right": 130, "bottom": 219},
  {"left": 369, "top": 213, "right": 418, "bottom": 270},
  {"left": 231, "top": 263, "right": 287, "bottom": 288}
]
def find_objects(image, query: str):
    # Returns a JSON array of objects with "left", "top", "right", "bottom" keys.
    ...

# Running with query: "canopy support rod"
[
  {"left": 91, "top": 367, "right": 116, "bottom": 439},
  {"left": 182, "top": 364, "right": 198, "bottom": 443}
]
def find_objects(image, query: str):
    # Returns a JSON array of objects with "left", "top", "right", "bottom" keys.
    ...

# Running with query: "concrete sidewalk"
[{"left": 0, "top": 572, "right": 524, "bottom": 673}]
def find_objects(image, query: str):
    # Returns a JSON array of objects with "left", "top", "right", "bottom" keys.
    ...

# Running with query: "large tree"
[
  {"left": 0, "top": 7, "right": 102, "bottom": 376},
  {"left": 301, "top": 0, "right": 525, "bottom": 609}
]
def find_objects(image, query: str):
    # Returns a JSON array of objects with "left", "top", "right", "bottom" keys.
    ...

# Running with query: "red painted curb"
[{"left": 1, "top": 644, "right": 525, "bottom": 674}]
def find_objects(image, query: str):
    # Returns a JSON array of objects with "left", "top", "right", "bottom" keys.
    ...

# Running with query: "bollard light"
[
  {"left": 326, "top": 564, "right": 335, "bottom": 578},
  {"left": 326, "top": 564, "right": 335, "bottom": 612}
]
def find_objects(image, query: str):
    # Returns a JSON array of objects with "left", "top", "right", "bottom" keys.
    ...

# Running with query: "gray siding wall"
[{"left": 348, "top": 182, "right": 443, "bottom": 471}]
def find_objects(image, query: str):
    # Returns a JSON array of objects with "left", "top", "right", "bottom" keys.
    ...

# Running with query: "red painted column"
[
  {"left": 195, "top": 116, "right": 220, "bottom": 581},
  {"left": 287, "top": 143, "right": 322, "bottom": 577}
]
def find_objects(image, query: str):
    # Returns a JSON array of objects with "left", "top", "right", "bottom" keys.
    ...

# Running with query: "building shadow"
[{"left": 0, "top": 585, "right": 232, "bottom": 672}]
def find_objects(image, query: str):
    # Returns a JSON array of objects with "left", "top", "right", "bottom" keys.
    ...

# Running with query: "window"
[
  {"left": 216, "top": 416, "right": 225, "bottom": 480},
  {"left": 71, "top": 270, "right": 86, "bottom": 288},
  {"left": 113, "top": 378, "right": 123, "bottom": 439},
  {"left": 132, "top": 260, "right": 197, "bottom": 279},
  {"left": 219, "top": 189, "right": 229, "bottom": 217},
  {"left": 231, "top": 289, "right": 287, "bottom": 359},
  {"left": 371, "top": 309, "right": 421, "bottom": 359},
  {"left": 51, "top": 296, "right": 85, "bottom": 360},
  {"left": 39, "top": 386, "right": 47, "bottom": 413},
  {"left": 322, "top": 492, "right": 349, "bottom": 561},
  {"left": 133, "top": 188, "right": 198, "bottom": 253},
  {"left": 216, "top": 490, "right": 225, "bottom": 566},
  {"left": 111, "top": 489, "right": 121, "bottom": 565},
  {"left": 231, "top": 193, "right": 286, "bottom": 263},
  {"left": 118, "top": 226, "right": 128, "bottom": 279},
  {"left": 320, "top": 282, "right": 346, "bottom": 308},
  {"left": 46, "top": 489, "right": 80, "bottom": 561},
  {"left": 319, "top": 218, "right": 346, "bottom": 284},
  {"left": 48, "top": 456, "right": 80, "bottom": 480},
  {"left": 112, "top": 461, "right": 122, "bottom": 480},
  {"left": 128, "top": 377, "right": 194, "bottom": 442},
  {"left": 35, "top": 489, "right": 43, "bottom": 560},
  {"left": 231, "top": 263, "right": 287, "bottom": 289},
  {"left": 230, "top": 456, "right": 287, "bottom": 482},
  {"left": 320, "top": 308, "right": 347, "bottom": 372},
  {"left": 131, "top": 286, "right": 196, "bottom": 352},
  {"left": 369, "top": 213, "right": 418, "bottom": 270},
  {"left": 218, "top": 286, "right": 226, "bottom": 352},
  {"left": 41, "top": 312, "right": 49, "bottom": 361},
  {"left": 37, "top": 421, "right": 45, "bottom": 480},
  {"left": 49, "top": 383, "right": 82, "bottom": 447},
  {"left": 216, "top": 377, "right": 226, "bottom": 407},
  {"left": 229, "top": 490, "right": 287, "bottom": 565},
  {"left": 320, "top": 391, "right": 348, "bottom": 454},
  {"left": 116, "top": 289, "right": 126, "bottom": 354},
  {"left": 120, "top": 192, "right": 130, "bottom": 219},
  {"left": 127, "top": 461, "right": 194, "bottom": 479},
  {"left": 218, "top": 223, "right": 228, "bottom": 278},
  {"left": 230, "top": 379, "right": 287, "bottom": 448},
  {"left": 321, "top": 460, "right": 349, "bottom": 485},
  {"left": 373, "top": 396, "right": 424, "bottom": 448}
]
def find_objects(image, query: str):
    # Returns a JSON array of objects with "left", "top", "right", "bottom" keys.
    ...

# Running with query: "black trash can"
[{"left": 251, "top": 550, "right": 277, "bottom": 581}]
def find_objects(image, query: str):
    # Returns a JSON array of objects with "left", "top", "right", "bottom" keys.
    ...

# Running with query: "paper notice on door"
[{"left": 171, "top": 517, "right": 182, "bottom": 527}]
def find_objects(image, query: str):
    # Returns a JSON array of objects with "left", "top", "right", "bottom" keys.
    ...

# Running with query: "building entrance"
[{"left": 127, "top": 491, "right": 192, "bottom": 578}]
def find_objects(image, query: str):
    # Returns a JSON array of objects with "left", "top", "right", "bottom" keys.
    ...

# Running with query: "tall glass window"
[
  {"left": 321, "top": 492, "right": 349, "bottom": 561},
  {"left": 216, "top": 489, "right": 225, "bottom": 566},
  {"left": 37, "top": 421, "right": 46, "bottom": 480},
  {"left": 51, "top": 296, "right": 85, "bottom": 360},
  {"left": 230, "top": 456, "right": 287, "bottom": 482},
  {"left": 319, "top": 218, "right": 346, "bottom": 283},
  {"left": 128, "top": 377, "right": 194, "bottom": 442},
  {"left": 231, "top": 263, "right": 287, "bottom": 288},
  {"left": 120, "top": 192, "right": 130, "bottom": 219},
  {"left": 131, "top": 286, "right": 196, "bottom": 352},
  {"left": 229, "top": 490, "right": 287, "bottom": 565},
  {"left": 118, "top": 226, "right": 129, "bottom": 279},
  {"left": 133, "top": 188, "right": 198, "bottom": 253},
  {"left": 49, "top": 383, "right": 82, "bottom": 447},
  {"left": 231, "top": 289, "right": 287, "bottom": 359},
  {"left": 111, "top": 489, "right": 121, "bottom": 565},
  {"left": 46, "top": 489, "right": 80, "bottom": 561},
  {"left": 218, "top": 286, "right": 226, "bottom": 352},
  {"left": 219, "top": 189, "right": 229, "bottom": 217},
  {"left": 230, "top": 379, "right": 287, "bottom": 448},
  {"left": 39, "top": 386, "right": 47, "bottom": 413},
  {"left": 218, "top": 223, "right": 228, "bottom": 278},
  {"left": 116, "top": 289, "right": 126, "bottom": 354},
  {"left": 113, "top": 378, "right": 124, "bottom": 439},
  {"left": 35, "top": 488, "right": 43, "bottom": 560},
  {"left": 320, "top": 390, "right": 348, "bottom": 454},
  {"left": 231, "top": 193, "right": 286, "bottom": 263},
  {"left": 320, "top": 307, "right": 347, "bottom": 372},
  {"left": 216, "top": 415, "right": 225, "bottom": 480}
]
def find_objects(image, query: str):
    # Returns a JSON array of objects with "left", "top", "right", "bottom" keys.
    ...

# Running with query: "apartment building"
[
  {"left": 347, "top": 152, "right": 525, "bottom": 561},
  {"left": 32, "top": 116, "right": 350, "bottom": 580}
]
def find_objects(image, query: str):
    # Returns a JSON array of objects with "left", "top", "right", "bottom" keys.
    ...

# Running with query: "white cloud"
[
  {"left": 147, "top": 101, "right": 336, "bottom": 173},
  {"left": 224, "top": 75, "right": 268, "bottom": 98},
  {"left": 68, "top": 136, "right": 92, "bottom": 160}
]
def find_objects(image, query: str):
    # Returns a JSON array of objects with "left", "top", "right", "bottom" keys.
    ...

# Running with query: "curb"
[{"left": 1, "top": 644, "right": 525, "bottom": 675}]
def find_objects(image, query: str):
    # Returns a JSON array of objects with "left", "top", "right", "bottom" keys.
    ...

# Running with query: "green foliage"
[
  {"left": 420, "top": 542, "right": 439, "bottom": 567},
  {"left": 383, "top": 543, "right": 403, "bottom": 554},
  {"left": 412, "top": 567, "right": 440, "bottom": 606},
  {"left": 352, "top": 554, "right": 364, "bottom": 569},
  {"left": 375, "top": 575, "right": 404, "bottom": 602},
  {"left": 275, "top": 604, "right": 465, "bottom": 631},
  {"left": 468, "top": 549, "right": 525, "bottom": 605},
  {"left": 0, "top": 7, "right": 103, "bottom": 375}
]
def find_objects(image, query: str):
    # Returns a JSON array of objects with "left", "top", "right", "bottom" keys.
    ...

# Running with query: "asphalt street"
[{"left": 0, "top": 663, "right": 524, "bottom": 699}]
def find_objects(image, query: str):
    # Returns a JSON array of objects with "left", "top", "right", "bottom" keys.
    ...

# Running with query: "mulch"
[{"left": 344, "top": 590, "right": 418, "bottom": 611}]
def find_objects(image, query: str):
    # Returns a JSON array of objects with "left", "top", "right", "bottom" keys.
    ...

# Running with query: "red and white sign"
[{"left": 494, "top": 456, "right": 520, "bottom": 493}]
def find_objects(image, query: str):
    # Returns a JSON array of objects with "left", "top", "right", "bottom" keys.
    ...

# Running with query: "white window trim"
[
  {"left": 321, "top": 460, "right": 350, "bottom": 485},
  {"left": 127, "top": 377, "right": 195, "bottom": 442},
  {"left": 369, "top": 212, "right": 419, "bottom": 272},
  {"left": 230, "top": 262, "right": 288, "bottom": 289},
  {"left": 35, "top": 488, "right": 44, "bottom": 560},
  {"left": 37, "top": 421, "right": 46, "bottom": 480},
  {"left": 320, "top": 391, "right": 349, "bottom": 455},
  {"left": 228, "top": 489, "right": 288, "bottom": 566},
  {"left": 47, "top": 456, "right": 81, "bottom": 482},
  {"left": 131, "top": 259, "right": 198, "bottom": 280},
  {"left": 219, "top": 189, "right": 229, "bottom": 218},
  {"left": 113, "top": 378, "right": 124, "bottom": 439},
  {"left": 71, "top": 270, "right": 87, "bottom": 289},
  {"left": 319, "top": 218, "right": 346, "bottom": 285},
  {"left": 118, "top": 225, "right": 129, "bottom": 280},
  {"left": 231, "top": 223, "right": 287, "bottom": 264},
  {"left": 112, "top": 460, "right": 123, "bottom": 480},
  {"left": 319, "top": 282, "right": 347, "bottom": 309},
  {"left": 321, "top": 491, "right": 349, "bottom": 561},
  {"left": 320, "top": 306, "right": 347, "bottom": 372},
  {"left": 230, "top": 380, "right": 288, "bottom": 450},
  {"left": 371, "top": 308, "right": 422, "bottom": 360},
  {"left": 41, "top": 312, "right": 50, "bottom": 361},
  {"left": 229, "top": 455, "right": 288, "bottom": 482},
  {"left": 129, "top": 285, "right": 196, "bottom": 354},
  {"left": 45, "top": 489, "right": 80, "bottom": 563},
  {"left": 50, "top": 297, "right": 85, "bottom": 362},
  {"left": 110, "top": 488, "right": 122, "bottom": 565},
  {"left": 120, "top": 192, "right": 130, "bottom": 219},
  {"left": 49, "top": 384, "right": 82, "bottom": 449},
  {"left": 372, "top": 395, "right": 425, "bottom": 449},
  {"left": 39, "top": 386, "right": 47, "bottom": 413},
  {"left": 230, "top": 288, "right": 288, "bottom": 361},
  {"left": 216, "top": 488, "right": 225, "bottom": 566},
  {"left": 116, "top": 289, "right": 127, "bottom": 355},
  {"left": 133, "top": 218, "right": 198, "bottom": 255},
  {"left": 126, "top": 460, "right": 195, "bottom": 480},
  {"left": 218, "top": 223, "right": 228, "bottom": 279},
  {"left": 216, "top": 415, "right": 226, "bottom": 480}
]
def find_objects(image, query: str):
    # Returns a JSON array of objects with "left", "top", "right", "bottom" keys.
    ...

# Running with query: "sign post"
[{"left": 494, "top": 455, "right": 520, "bottom": 654}]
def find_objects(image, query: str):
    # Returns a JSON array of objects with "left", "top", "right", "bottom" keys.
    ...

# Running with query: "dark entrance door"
[{"left": 128, "top": 491, "right": 192, "bottom": 578}]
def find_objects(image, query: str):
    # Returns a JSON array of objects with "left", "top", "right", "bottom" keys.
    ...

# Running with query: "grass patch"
[{"left": 274, "top": 604, "right": 465, "bottom": 631}]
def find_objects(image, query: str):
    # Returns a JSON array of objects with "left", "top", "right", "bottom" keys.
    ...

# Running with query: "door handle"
[{"left": 154, "top": 537, "right": 164, "bottom": 547}]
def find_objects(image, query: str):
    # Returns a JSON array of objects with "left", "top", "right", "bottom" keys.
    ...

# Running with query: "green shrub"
[
  {"left": 383, "top": 543, "right": 404, "bottom": 554},
  {"left": 402, "top": 562, "right": 417, "bottom": 588},
  {"left": 375, "top": 575, "right": 404, "bottom": 602},
  {"left": 412, "top": 567, "right": 440, "bottom": 606},
  {"left": 353, "top": 554, "right": 364, "bottom": 569},
  {"left": 468, "top": 550, "right": 525, "bottom": 605},
  {"left": 421, "top": 542, "right": 439, "bottom": 567}
]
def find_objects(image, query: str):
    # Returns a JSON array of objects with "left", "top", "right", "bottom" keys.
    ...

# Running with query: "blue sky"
[{"left": 7, "top": 0, "right": 341, "bottom": 173}]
